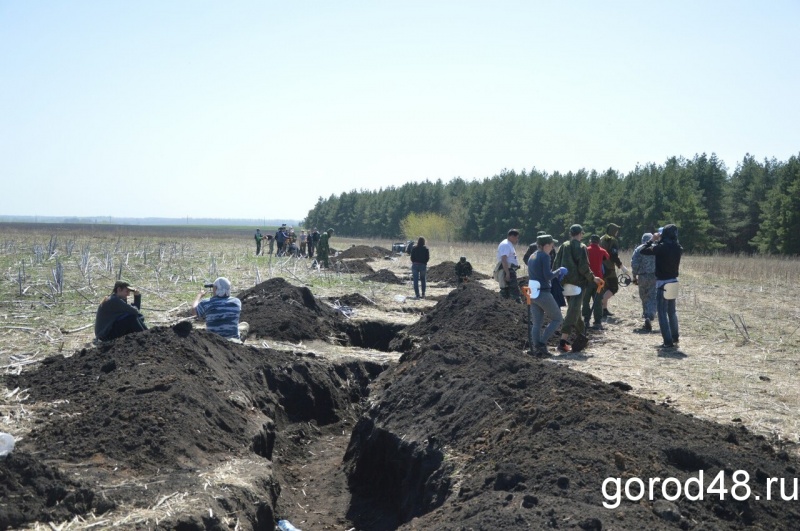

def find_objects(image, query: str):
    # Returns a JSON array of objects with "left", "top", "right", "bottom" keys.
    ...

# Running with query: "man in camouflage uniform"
[{"left": 599, "top": 223, "right": 625, "bottom": 318}]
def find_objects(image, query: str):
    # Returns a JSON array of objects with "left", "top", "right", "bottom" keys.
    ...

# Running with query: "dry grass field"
[{"left": 2, "top": 224, "right": 800, "bottom": 461}]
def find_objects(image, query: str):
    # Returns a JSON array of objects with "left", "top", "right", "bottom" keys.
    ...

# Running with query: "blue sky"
[{"left": 2, "top": 1, "right": 798, "bottom": 222}]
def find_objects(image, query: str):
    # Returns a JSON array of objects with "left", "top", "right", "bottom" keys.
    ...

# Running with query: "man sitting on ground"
[
  {"left": 192, "top": 277, "right": 249, "bottom": 341},
  {"left": 95, "top": 280, "right": 148, "bottom": 341}
]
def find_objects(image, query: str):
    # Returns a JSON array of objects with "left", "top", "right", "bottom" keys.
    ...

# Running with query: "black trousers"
[{"left": 106, "top": 314, "right": 148, "bottom": 340}]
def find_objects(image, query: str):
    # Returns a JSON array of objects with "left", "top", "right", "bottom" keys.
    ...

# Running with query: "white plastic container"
[
  {"left": 664, "top": 282, "right": 679, "bottom": 300},
  {"left": 528, "top": 280, "right": 541, "bottom": 299},
  {"left": 0, "top": 432, "right": 15, "bottom": 459},
  {"left": 562, "top": 283, "right": 581, "bottom": 296}
]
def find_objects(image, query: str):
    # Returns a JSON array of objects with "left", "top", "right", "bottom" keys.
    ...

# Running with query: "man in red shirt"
[{"left": 583, "top": 234, "right": 609, "bottom": 329}]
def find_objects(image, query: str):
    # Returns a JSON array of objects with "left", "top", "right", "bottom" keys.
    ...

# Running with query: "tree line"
[{"left": 303, "top": 153, "right": 800, "bottom": 254}]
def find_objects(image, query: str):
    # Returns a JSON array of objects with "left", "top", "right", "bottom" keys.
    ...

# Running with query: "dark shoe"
[
  {"left": 583, "top": 317, "right": 591, "bottom": 329},
  {"left": 673, "top": 336, "right": 679, "bottom": 344},
  {"left": 591, "top": 322, "right": 604, "bottom": 330},
  {"left": 603, "top": 308, "right": 614, "bottom": 317},
  {"left": 572, "top": 333, "right": 589, "bottom": 352},
  {"left": 658, "top": 343, "right": 675, "bottom": 349},
  {"left": 536, "top": 343, "right": 550, "bottom": 356},
  {"left": 643, "top": 319, "right": 652, "bottom": 331},
  {"left": 557, "top": 340, "right": 571, "bottom": 353}
]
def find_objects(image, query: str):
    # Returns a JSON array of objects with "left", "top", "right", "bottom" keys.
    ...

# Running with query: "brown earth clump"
[
  {"left": 336, "top": 245, "right": 392, "bottom": 259},
  {"left": 425, "top": 260, "right": 491, "bottom": 285},
  {"left": 238, "top": 277, "right": 344, "bottom": 341},
  {"left": 330, "top": 258, "right": 375, "bottom": 274},
  {"left": 361, "top": 269, "right": 406, "bottom": 285}
]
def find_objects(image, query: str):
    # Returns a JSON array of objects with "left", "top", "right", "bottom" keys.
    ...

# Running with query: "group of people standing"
[
  {"left": 502, "top": 222, "right": 682, "bottom": 356},
  {"left": 254, "top": 226, "right": 335, "bottom": 267}
]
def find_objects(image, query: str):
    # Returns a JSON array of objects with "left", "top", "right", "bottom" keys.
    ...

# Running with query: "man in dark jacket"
[
  {"left": 640, "top": 224, "right": 683, "bottom": 348},
  {"left": 94, "top": 281, "right": 148, "bottom": 341}
]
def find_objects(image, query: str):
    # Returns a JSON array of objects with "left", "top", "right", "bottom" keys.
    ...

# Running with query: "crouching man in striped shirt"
[{"left": 192, "top": 277, "right": 249, "bottom": 342}]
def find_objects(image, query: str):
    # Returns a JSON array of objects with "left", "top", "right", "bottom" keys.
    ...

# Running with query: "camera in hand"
[{"left": 204, "top": 283, "right": 214, "bottom": 288}]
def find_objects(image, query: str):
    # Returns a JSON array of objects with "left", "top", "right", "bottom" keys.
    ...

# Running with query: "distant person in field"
[
  {"left": 309, "top": 228, "right": 321, "bottom": 259},
  {"left": 631, "top": 232, "right": 657, "bottom": 332},
  {"left": 267, "top": 233, "right": 275, "bottom": 255},
  {"left": 275, "top": 225, "right": 289, "bottom": 256},
  {"left": 316, "top": 228, "right": 334, "bottom": 268},
  {"left": 299, "top": 230, "right": 308, "bottom": 256},
  {"left": 639, "top": 224, "right": 682, "bottom": 349},
  {"left": 583, "top": 234, "right": 609, "bottom": 330},
  {"left": 95, "top": 280, "right": 148, "bottom": 341},
  {"left": 410, "top": 236, "right": 430, "bottom": 299},
  {"left": 553, "top": 224, "right": 602, "bottom": 353},
  {"left": 254, "top": 229, "right": 265, "bottom": 256},
  {"left": 527, "top": 234, "right": 566, "bottom": 356},
  {"left": 192, "top": 277, "right": 249, "bottom": 341},
  {"left": 455, "top": 256, "right": 473, "bottom": 283},
  {"left": 599, "top": 222, "right": 627, "bottom": 318},
  {"left": 495, "top": 229, "right": 522, "bottom": 303}
]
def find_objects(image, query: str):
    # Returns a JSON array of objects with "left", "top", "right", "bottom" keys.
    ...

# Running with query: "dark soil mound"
[
  {"left": 426, "top": 261, "right": 491, "bottom": 285},
  {"left": 6, "top": 322, "right": 386, "bottom": 528},
  {"left": 0, "top": 451, "right": 114, "bottom": 529},
  {"left": 337, "top": 245, "right": 391, "bottom": 259},
  {"left": 344, "top": 339, "right": 800, "bottom": 530},
  {"left": 331, "top": 258, "right": 375, "bottom": 274},
  {"left": 389, "top": 282, "right": 528, "bottom": 352},
  {"left": 239, "top": 277, "right": 344, "bottom": 341},
  {"left": 361, "top": 269, "right": 405, "bottom": 285}
]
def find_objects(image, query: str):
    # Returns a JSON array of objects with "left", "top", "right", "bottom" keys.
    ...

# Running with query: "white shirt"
[{"left": 497, "top": 239, "right": 518, "bottom": 266}]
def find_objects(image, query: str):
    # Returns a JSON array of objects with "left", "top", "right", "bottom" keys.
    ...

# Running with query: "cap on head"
[
  {"left": 327, "top": 228, "right": 334, "bottom": 234},
  {"left": 641, "top": 232, "right": 653, "bottom": 244},
  {"left": 590, "top": 234, "right": 600, "bottom": 244},
  {"left": 607, "top": 223, "right": 621, "bottom": 235},
  {"left": 536, "top": 234, "right": 554, "bottom": 247},
  {"left": 507, "top": 229, "right": 520, "bottom": 237},
  {"left": 113, "top": 280, "right": 134, "bottom": 292},
  {"left": 213, "top": 277, "right": 232, "bottom": 297},
  {"left": 460, "top": 256, "right": 467, "bottom": 262},
  {"left": 569, "top": 224, "right": 584, "bottom": 236}
]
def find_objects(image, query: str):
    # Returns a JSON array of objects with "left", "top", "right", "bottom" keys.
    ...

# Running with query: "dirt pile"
[
  {"left": 389, "top": 282, "right": 528, "bottom": 352},
  {"left": 239, "top": 277, "right": 344, "bottom": 341},
  {"left": 330, "top": 258, "right": 375, "bottom": 274},
  {"left": 344, "top": 337, "right": 800, "bottom": 529},
  {"left": 5, "top": 322, "right": 387, "bottom": 529},
  {"left": 337, "top": 245, "right": 392, "bottom": 259},
  {"left": 425, "top": 261, "right": 491, "bottom": 285},
  {"left": 361, "top": 269, "right": 406, "bottom": 285}
]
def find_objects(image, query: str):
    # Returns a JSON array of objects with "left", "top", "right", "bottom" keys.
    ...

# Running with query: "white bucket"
[
  {"left": 664, "top": 282, "right": 678, "bottom": 300},
  {"left": 562, "top": 283, "right": 581, "bottom": 296},
  {"left": 528, "top": 280, "right": 541, "bottom": 299},
  {"left": 0, "top": 432, "right": 15, "bottom": 459}
]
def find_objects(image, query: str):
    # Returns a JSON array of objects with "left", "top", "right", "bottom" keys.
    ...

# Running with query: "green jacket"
[{"left": 554, "top": 239, "right": 595, "bottom": 287}]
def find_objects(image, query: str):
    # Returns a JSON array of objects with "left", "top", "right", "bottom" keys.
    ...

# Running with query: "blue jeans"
[
  {"left": 530, "top": 291, "right": 563, "bottom": 346},
  {"left": 412, "top": 263, "right": 427, "bottom": 298},
  {"left": 656, "top": 287, "right": 679, "bottom": 345}
]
